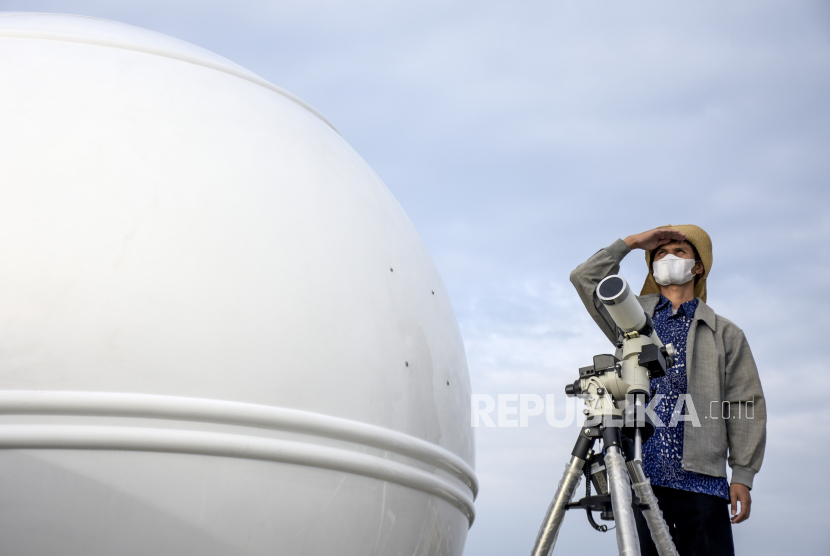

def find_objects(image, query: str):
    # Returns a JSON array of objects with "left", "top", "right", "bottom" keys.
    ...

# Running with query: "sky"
[{"left": 1, "top": 1, "right": 828, "bottom": 554}]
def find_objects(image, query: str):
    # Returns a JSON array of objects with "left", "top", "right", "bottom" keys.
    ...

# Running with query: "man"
[{"left": 569, "top": 225, "right": 766, "bottom": 556}]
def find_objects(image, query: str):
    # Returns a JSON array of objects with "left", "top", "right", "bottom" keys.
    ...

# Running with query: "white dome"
[{"left": 0, "top": 12, "right": 475, "bottom": 555}]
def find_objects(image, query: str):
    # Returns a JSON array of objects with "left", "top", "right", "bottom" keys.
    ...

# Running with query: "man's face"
[
  {"left": 652, "top": 240, "right": 705, "bottom": 278},
  {"left": 653, "top": 240, "right": 696, "bottom": 262}
]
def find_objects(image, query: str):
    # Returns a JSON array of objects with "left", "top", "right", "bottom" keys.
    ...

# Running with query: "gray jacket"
[{"left": 570, "top": 239, "right": 766, "bottom": 488}]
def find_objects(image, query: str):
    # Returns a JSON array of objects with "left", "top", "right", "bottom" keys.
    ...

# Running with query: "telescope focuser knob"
[
  {"left": 565, "top": 380, "right": 582, "bottom": 397},
  {"left": 662, "top": 343, "right": 676, "bottom": 367},
  {"left": 659, "top": 344, "right": 675, "bottom": 369}
]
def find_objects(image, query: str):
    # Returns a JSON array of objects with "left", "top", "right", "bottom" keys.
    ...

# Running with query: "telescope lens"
[
  {"left": 598, "top": 276, "right": 625, "bottom": 299},
  {"left": 596, "top": 275, "right": 647, "bottom": 333}
]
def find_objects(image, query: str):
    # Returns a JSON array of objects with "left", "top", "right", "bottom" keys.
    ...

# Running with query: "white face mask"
[{"left": 652, "top": 254, "right": 697, "bottom": 286}]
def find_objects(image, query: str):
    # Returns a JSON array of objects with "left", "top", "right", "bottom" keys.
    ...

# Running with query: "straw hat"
[{"left": 640, "top": 224, "right": 713, "bottom": 302}]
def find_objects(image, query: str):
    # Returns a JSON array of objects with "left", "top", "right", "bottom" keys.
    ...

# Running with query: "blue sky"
[{"left": 2, "top": 1, "right": 828, "bottom": 554}]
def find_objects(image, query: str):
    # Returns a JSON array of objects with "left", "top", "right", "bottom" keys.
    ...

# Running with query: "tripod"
[
  {"left": 530, "top": 275, "right": 681, "bottom": 556},
  {"left": 530, "top": 415, "right": 678, "bottom": 556}
]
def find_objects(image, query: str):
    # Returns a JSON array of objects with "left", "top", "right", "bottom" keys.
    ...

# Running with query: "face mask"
[{"left": 652, "top": 254, "right": 697, "bottom": 286}]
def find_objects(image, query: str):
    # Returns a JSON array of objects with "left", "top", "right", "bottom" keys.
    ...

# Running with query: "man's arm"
[
  {"left": 722, "top": 323, "right": 766, "bottom": 523},
  {"left": 569, "top": 239, "right": 632, "bottom": 344},
  {"left": 569, "top": 228, "right": 686, "bottom": 344}
]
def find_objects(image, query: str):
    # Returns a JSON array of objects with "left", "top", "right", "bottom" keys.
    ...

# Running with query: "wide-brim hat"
[{"left": 640, "top": 224, "right": 713, "bottom": 302}]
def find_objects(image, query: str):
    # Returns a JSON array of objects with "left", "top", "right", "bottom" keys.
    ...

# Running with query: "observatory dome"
[{"left": 0, "top": 12, "right": 475, "bottom": 556}]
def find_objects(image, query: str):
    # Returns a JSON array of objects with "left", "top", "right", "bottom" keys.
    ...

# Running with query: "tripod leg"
[
  {"left": 605, "top": 447, "right": 640, "bottom": 556},
  {"left": 627, "top": 460, "right": 679, "bottom": 556},
  {"left": 530, "top": 455, "right": 584, "bottom": 556}
]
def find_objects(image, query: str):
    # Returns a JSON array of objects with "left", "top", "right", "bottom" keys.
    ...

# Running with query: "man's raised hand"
[{"left": 623, "top": 228, "right": 687, "bottom": 251}]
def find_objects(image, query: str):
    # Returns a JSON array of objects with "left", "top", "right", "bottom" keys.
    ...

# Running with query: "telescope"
[{"left": 531, "top": 275, "right": 680, "bottom": 556}]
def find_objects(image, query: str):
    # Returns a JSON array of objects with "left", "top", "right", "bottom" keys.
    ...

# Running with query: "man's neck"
[{"left": 659, "top": 282, "right": 696, "bottom": 310}]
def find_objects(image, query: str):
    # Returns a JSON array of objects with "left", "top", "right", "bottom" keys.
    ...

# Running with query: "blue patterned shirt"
[{"left": 641, "top": 295, "right": 730, "bottom": 500}]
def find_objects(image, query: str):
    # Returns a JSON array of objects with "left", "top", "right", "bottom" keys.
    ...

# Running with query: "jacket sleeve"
[
  {"left": 722, "top": 325, "right": 766, "bottom": 489},
  {"left": 569, "top": 239, "right": 631, "bottom": 345}
]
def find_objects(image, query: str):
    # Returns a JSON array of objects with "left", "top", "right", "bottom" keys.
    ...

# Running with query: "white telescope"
[{"left": 532, "top": 275, "right": 679, "bottom": 556}]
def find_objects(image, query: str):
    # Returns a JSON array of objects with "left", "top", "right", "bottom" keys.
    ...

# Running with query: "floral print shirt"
[{"left": 642, "top": 295, "right": 730, "bottom": 500}]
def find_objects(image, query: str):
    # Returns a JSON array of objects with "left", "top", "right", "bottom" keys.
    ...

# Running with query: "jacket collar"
[
  {"left": 693, "top": 298, "right": 717, "bottom": 331},
  {"left": 639, "top": 294, "right": 660, "bottom": 317},
  {"left": 639, "top": 293, "right": 716, "bottom": 332}
]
